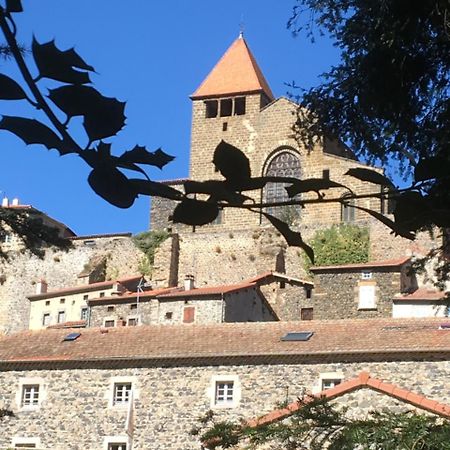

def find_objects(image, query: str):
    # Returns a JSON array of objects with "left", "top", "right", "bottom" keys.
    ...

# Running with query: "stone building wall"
[
  {"left": 312, "top": 270, "right": 404, "bottom": 320},
  {"left": 0, "top": 358, "right": 448, "bottom": 449},
  {"left": 0, "top": 236, "right": 144, "bottom": 334}
]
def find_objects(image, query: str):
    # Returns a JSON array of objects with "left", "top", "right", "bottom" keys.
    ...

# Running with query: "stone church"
[{"left": 149, "top": 34, "right": 427, "bottom": 298}]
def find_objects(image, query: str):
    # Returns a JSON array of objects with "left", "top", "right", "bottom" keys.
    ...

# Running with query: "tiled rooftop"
[
  {"left": 0, "top": 318, "right": 448, "bottom": 366},
  {"left": 247, "top": 371, "right": 450, "bottom": 427},
  {"left": 311, "top": 257, "right": 411, "bottom": 272},
  {"left": 394, "top": 287, "right": 447, "bottom": 302},
  {"left": 191, "top": 35, "right": 274, "bottom": 100}
]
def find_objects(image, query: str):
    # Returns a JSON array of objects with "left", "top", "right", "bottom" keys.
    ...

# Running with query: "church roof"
[{"left": 191, "top": 35, "right": 274, "bottom": 100}]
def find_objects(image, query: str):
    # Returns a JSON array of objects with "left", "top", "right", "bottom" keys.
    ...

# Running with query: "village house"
[
  {"left": 0, "top": 318, "right": 448, "bottom": 449},
  {"left": 27, "top": 276, "right": 143, "bottom": 330}
]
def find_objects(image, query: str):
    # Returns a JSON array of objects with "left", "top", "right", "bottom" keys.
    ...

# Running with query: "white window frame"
[
  {"left": 107, "top": 376, "right": 138, "bottom": 409},
  {"left": 42, "top": 312, "right": 51, "bottom": 327},
  {"left": 358, "top": 283, "right": 377, "bottom": 310},
  {"left": 57, "top": 310, "right": 65, "bottom": 323},
  {"left": 361, "top": 271, "right": 372, "bottom": 280},
  {"left": 313, "top": 372, "right": 344, "bottom": 394},
  {"left": 16, "top": 378, "right": 46, "bottom": 411},
  {"left": 208, "top": 374, "right": 241, "bottom": 409},
  {"left": 127, "top": 316, "right": 138, "bottom": 326},
  {"left": 103, "top": 436, "right": 131, "bottom": 450},
  {"left": 11, "top": 436, "right": 41, "bottom": 448},
  {"left": 103, "top": 317, "right": 116, "bottom": 328}
]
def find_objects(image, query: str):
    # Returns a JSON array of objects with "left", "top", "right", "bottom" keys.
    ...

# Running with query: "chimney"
[
  {"left": 184, "top": 274, "right": 195, "bottom": 291},
  {"left": 11, "top": 198, "right": 19, "bottom": 206},
  {"left": 36, "top": 279, "right": 48, "bottom": 295},
  {"left": 1, "top": 197, "right": 8, "bottom": 207}
]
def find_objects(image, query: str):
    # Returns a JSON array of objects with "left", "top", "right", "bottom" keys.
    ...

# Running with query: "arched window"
[
  {"left": 341, "top": 194, "right": 355, "bottom": 222},
  {"left": 263, "top": 150, "right": 301, "bottom": 221}
]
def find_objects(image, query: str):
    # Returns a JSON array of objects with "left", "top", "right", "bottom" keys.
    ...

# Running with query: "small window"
[
  {"left": 42, "top": 313, "right": 50, "bottom": 327},
  {"left": 220, "top": 98, "right": 232, "bottom": 117},
  {"left": 99, "top": 292, "right": 105, "bottom": 298},
  {"left": 361, "top": 271, "right": 372, "bottom": 280},
  {"left": 107, "top": 306, "right": 115, "bottom": 312},
  {"left": 127, "top": 317, "right": 138, "bottom": 326},
  {"left": 321, "top": 378, "right": 342, "bottom": 390},
  {"left": 322, "top": 169, "right": 330, "bottom": 180},
  {"left": 341, "top": 194, "right": 355, "bottom": 222},
  {"left": 2, "top": 233, "right": 12, "bottom": 243},
  {"left": 358, "top": 284, "right": 376, "bottom": 309},
  {"left": 83, "top": 294, "right": 89, "bottom": 301},
  {"left": 14, "top": 444, "right": 37, "bottom": 449},
  {"left": 113, "top": 383, "right": 132, "bottom": 405},
  {"left": 104, "top": 319, "right": 115, "bottom": 328},
  {"left": 205, "top": 100, "right": 218, "bottom": 118},
  {"left": 83, "top": 240, "right": 96, "bottom": 246},
  {"left": 80, "top": 307, "right": 88, "bottom": 321},
  {"left": 60, "top": 298, "right": 65, "bottom": 304},
  {"left": 215, "top": 381, "right": 234, "bottom": 406},
  {"left": 57, "top": 310, "right": 65, "bottom": 323},
  {"left": 165, "top": 311, "right": 173, "bottom": 320},
  {"left": 108, "top": 444, "right": 127, "bottom": 450},
  {"left": 234, "top": 97, "right": 246, "bottom": 115},
  {"left": 222, "top": 122, "right": 228, "bottom": 131},
  {"left": 21, "top": 385, "right": 39, "bottom": 407},
  {"left": 305, "top": 288, "right": 312, "bottom": 299},
  {"left": 301, "top": 308, "right": 313, "bottom": 321},
  {"left": 45, "top": 300, "right": 50, "bottom": 306},
  {"left": 130, "top": 304, "right": 137, "bottom": 310}
]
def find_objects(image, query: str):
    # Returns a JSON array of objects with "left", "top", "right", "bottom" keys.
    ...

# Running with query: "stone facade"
[
  {"left": 88, "top": 286, "right": 276, "bottom": 327},
  {"left": 0, "top": 235, "right": 144, "bottom": 334},
  {"left": 0, "top": 358, "right": 448, "bottom": 449},
  {"left": 311, "top": 262, "right": 415, "bottom": 320}
]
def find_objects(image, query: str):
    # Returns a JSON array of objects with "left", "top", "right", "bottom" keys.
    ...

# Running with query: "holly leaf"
[
  {"left": 0, "top": 74, "right": 27, "bottom": 99},
  {"left": 351, "top": 204, "right": 416, "bottom": 240},
  {"left": 262, "top": 212, "right": 314, "bottom": 263},
  {"left": 414, "top": 156, "right": 450, "bottom": 182},
  {"left": 32, "top": 38, "right": 94, "bottom": 84},
  {"left": 345, "top": 168, "right": 394, "bottom": 186},
  {"left": 119, "top": 145, "right": 174, "bottom": 170},
  {"left": 170, "top": 199, "right": 219, "bottom": 226},
  {"left": 213, "top": 140, "right": 251, "bottom": 188},
  {"left": 88, "top": 167, "right": 137, "bottom": 208},
  {"left": 286, "top": 178, "right": 350, "bottom": 197},
  {"left": 184, "top": 180, "right": 250, "bottom": 204},
  {"left": 129, "top": 179, "right": 183, "bottom": 201},
  {"left": 6, "top": 0, "right": 23, "bottom": 12},
  {"left": 48, "top": 85, "right": 125, "bottom": 141},
  {"left": 0, "top": 116, "right": 70, "bottom": 154}
]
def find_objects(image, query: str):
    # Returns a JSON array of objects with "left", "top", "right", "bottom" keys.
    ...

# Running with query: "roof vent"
[
  {"left": 63, "top": 332, "right": 81, "bottom": 342},
  {"left": 281, "top": 332, "right": 313, "bottom": 341}
]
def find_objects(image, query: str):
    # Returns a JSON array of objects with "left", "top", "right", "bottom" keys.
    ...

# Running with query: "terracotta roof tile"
[
  {"left": 191, "top": 35, "right": 274, "bottom": 100},
  {"left": 0, "top": 318, "right": 448, "bottom": 366},
  {"left": 247, "top": 371, "right": 450, "bottom": 428},
  {"left": 27, "top": 275, "right": 144, "bottom": 300},
  {"left": 88, "top": 287, "right": 181, "bottom": 304},
  {"left": 157, "top": 281, "right": 256, "bottom": 298},
  {"left": 311, "top": 257, "right": 411, "bottom": 272},
  {"left": 47, "top": 320, "right": 86, "bottom": 329},
  {"left": 394, "top": 287, "right": 447, "bottom": 301}
]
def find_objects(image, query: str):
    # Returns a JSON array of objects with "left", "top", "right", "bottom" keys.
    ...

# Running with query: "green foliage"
[
  {"left": 132, "top": 230, "right": 169, "bottom": 275},
  {"left": 0, "top": 207, "right": 72, "bottom": 259},
  {"left": 195, "top": 396, "right": 450, "bottom": 449},
  {"left": 305, "top": 224, "right": 369, "bottom": 269}
]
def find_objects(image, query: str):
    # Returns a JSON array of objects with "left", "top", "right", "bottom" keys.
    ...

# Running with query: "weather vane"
[{"left": 239, "top": 14, "right": 245, "bottom": 38}]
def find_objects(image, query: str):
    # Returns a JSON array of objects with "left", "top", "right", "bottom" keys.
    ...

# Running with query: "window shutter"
[
  {"left": 358, "top": 285, "right": 376, "bottom": 309},
  {"left": 183, "top": 306, "right": 195, "bottom": 323}
]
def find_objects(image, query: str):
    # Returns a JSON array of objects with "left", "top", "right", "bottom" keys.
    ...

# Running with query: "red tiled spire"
[{"left": 191, "top": 35, "right": 274, "bottom": 100}]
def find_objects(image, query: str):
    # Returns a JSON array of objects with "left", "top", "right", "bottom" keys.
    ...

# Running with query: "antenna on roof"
[{"left": 239, "top": 14, "right": 245, "bottom": 38}]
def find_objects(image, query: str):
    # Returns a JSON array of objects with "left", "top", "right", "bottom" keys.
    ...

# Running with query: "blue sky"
[{"left": 1, "top": 0, "right": 341, "bottom": 236}]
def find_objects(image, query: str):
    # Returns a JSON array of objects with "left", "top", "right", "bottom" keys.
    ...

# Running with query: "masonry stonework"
[
  {"left": 0, "top": 236, "right": 144, "bottom": 333},
  {"left": 0, "top": 359, "right": 448, "bottom": 449}
]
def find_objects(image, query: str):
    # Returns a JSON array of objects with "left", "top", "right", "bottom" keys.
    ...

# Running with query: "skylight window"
[
  {"left": 63, "top": 332, "right": 81, "bottom": 342},
  {"left": 281, "top": 332, "right": 313, "bottom": 341}
]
